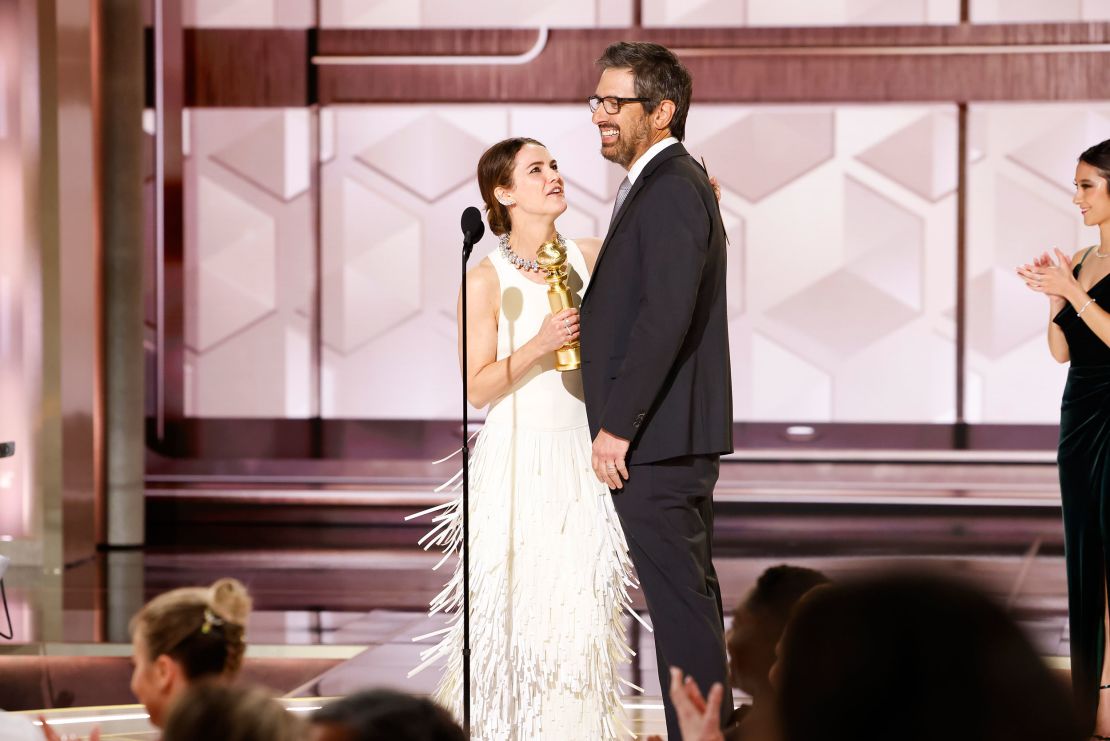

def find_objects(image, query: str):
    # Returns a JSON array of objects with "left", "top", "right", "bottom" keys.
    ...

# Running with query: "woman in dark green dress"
[{"left": 1018, "top": 138, "right": 1110, "bottom": 738}]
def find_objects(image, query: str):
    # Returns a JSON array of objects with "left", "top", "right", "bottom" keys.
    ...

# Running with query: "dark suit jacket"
[{"left": 580, "top": 142, "right": 733, "bottom": 465}]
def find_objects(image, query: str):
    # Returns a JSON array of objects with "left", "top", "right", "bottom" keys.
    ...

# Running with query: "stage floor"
[{"left": 0, "top": 458, "right": 1073, "bottom": 737}]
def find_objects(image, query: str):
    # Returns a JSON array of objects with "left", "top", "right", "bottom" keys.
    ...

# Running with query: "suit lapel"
[{"left": 584, "top": 143, "right": 689, "bottom": 304}]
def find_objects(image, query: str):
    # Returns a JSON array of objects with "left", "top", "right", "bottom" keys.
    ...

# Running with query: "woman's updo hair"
[
  {"left": 130, "top": 577, "right": 252, "bottom": 680},
  {"left": 477, "top": 137, "right": 545, "bottom": 236},
  {"left": 1079, "top": 138, "right": 1110, "bottom": 189}
]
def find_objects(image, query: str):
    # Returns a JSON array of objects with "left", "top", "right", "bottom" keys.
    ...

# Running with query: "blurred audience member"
[
  {"left": 1, "top": 711, "right": 42, "bottom": 741},
  {"left": 725, "top": 564, "right": 828, "bottom": 739},
  {"left": 309, "top": 689, "right": 465, "bottom": 741},
  {"left": 777, "top": 572, "right": 1082, "bottom": 741},
  {"left": 38, "top": 577, "right": 251, "bottom": 740},
  {"left": 162, "top": 682, "right": 304, "bottom": 741},
  {"left": 130, "top": 577, "right": 252, "bottom": 728}
]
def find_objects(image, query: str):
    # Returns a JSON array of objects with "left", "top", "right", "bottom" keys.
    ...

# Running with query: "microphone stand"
[{"left": 460, "top": 233, "right": 474, "bottom": 735}]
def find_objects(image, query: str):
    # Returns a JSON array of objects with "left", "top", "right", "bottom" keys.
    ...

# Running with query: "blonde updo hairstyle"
[
  {"left": 477, "top": 137, "right": 545, "bottom": 236},
  {"left": 130, "top": 578, "right": 252, "bottom": 680}
]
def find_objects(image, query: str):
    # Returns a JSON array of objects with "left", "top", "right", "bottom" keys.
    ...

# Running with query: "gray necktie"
[{"left": 609, "top": 177, "right": 631, "bottom": 226}]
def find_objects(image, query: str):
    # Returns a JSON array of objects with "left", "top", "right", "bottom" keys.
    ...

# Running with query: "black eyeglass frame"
[{"left": 587, "top": 95, "right": 653, "bottom": 114}]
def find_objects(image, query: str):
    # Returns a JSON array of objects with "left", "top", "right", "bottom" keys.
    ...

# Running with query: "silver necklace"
[{"left": 498, "top": 232, "right": 565, "bottom": 272}]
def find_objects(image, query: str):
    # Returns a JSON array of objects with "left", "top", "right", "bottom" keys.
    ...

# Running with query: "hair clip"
[{"left": 201, "top": 608, "right": 225, "bottom": 635}]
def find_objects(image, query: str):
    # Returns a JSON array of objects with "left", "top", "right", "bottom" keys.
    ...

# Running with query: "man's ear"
[{"left": 652, "top": 99, "right": 676, "bottom": 133}]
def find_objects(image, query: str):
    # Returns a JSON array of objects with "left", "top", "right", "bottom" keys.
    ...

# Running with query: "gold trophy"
[{"left": 536, "top": 237, "right": 581, "bottom": 372}]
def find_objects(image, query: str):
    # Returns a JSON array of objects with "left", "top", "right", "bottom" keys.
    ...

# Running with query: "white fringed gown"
[{"left": 411, "top": 238, "right": 639, "bottom": 739}]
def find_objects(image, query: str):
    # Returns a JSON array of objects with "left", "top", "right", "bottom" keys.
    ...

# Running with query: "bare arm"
[
  {"left": 459, "top": 259, "right": 579, "bottom": 408},
  {"left": 1046, "top": 298, "right": 1070, "bottom": 364},
  {"left": 1018, "top": 248, "right": 1106, "bottom": 363}
]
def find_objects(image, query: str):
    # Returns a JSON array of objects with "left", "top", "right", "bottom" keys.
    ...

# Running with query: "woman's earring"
[{"left": 497, "top": 197, "right": 514, "bottom": 207}]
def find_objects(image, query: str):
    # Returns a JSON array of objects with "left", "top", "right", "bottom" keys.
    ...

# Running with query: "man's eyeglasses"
[{"left": 587, "top": 95, "right": 652, "bottom": 114}]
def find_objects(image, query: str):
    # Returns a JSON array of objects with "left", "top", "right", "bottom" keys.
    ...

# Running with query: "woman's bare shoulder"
[{"left": 464, "top": 257, "right": 500, "bottom": 299}]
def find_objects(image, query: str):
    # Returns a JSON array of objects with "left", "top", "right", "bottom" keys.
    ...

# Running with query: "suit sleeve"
[{"left": 600, "top": 173, "right": 709, "bottom": 440}]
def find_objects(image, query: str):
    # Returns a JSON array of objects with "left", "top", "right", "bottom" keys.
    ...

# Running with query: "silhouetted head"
[
  {"left": 777, "top": 572, "right": 1081, "bottom": 741},
  {"left": 309, "top": 689, "right": 465, "bottom": 741},
  {"left": 163, "top": 682, "right": 303, "bottom": 741},
  {"left": 728, "top": 565, "right": 829, "bottom": 698}
]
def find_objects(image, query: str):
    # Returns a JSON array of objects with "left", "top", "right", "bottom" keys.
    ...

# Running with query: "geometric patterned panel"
[
  {"left": 184, "top": 0, "right": 315, "bottom": 27},
  {"left": 314, "top": 103, "right": 959, "bottom": 421},
  {"left": 971, "top": 0, "right": 1110, "bottom": 22},
  {"left": 691, "top": 104, "right": 956, "bottom": 422},
  {"left": 856, "top": 111, "right": 958, "bottom": 203},
  {"left": 356, "top": 115, "right": 487, "bottom": 204},
  {"left": 699, "top": 110, "right": 835, "bottom": 203},
  {"left": 316, "top": 0, "right": 634, "bottom": 27},
  {"left": 184, "top": 109, "right": 316, "bottom": 417},
  {"left": 646, "top": 0, "right": 959, "bottom": 26},
  {"left": 965, "top": 104, "right": 1110, "bottom": 423},
  {"left": 321, "top": 178, "right": 421, "bottom": 354},
  {"left": 182, "top": 103, "right": 966, "bottom": 422},
  {"left": 187, "top": 174, "right": 276, "bottom": 353}
]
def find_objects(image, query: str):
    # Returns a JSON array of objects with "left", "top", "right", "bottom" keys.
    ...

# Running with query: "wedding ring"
[{"left": 606, "top": 463, "right": 616, "bottom": 470}]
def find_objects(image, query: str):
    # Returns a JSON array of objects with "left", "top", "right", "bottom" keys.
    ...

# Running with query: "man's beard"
[{"left": 601, "top": 115, "right": 651, "bottom": 169}]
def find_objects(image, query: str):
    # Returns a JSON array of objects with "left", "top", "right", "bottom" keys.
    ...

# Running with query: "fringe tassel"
[{"left": 410, "top": 423, "right": 640, "bottom": 740}]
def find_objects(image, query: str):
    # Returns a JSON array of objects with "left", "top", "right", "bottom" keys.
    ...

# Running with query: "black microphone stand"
[{"left": 459, "top": 230, "right": 475, "bottom": 735}]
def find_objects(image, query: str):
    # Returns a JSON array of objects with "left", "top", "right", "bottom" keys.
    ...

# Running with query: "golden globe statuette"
[{"left": 536, "top": 237, "right": 581, "bottom": 372}]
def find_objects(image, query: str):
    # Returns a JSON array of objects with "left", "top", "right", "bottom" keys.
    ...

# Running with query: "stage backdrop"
[{"left": 152, "top": 0, "right": 1110, "bottom": 431}]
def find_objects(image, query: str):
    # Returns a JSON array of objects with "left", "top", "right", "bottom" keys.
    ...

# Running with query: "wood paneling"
[
  {"left": 315, "top": 25, "right": 1110, "bottom": 104},
  {"left": 170, "top": 24, "right": 1110, "bottom": 106},
  {"left": 185, "top": 29, "right": 310, "bottom": 107}
]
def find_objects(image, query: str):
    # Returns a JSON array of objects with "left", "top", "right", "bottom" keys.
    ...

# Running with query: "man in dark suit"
[{"left": 580, "top": 41, "right": 734, "bottom": 737}]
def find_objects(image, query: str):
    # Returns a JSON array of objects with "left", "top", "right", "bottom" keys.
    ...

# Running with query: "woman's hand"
[
  {"left": 709, "top": 175, "right": 722, "bottom": 203},
  {"left": 1017, "top": 249, "right": 1078, "bottom": 307},
  {"left": 38, "top": 717, "right": 100, "bottom": 741},
  {"left": 532, "top": 308, "right": 579, "bottom": 354},
  {"left": 646, "top": 667, "right": 726, "bottom": 741}
]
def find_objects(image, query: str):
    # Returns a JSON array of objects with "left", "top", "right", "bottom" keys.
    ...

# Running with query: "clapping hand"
[
  {"left": 1017, "top": 249, "right": 1078, "bottom": 308},
  {"left": 645, "top": 667, "right": 726, "bottom": 741},
  {"left": 38, "top": 716, "right": 101, "bottom": 741}
]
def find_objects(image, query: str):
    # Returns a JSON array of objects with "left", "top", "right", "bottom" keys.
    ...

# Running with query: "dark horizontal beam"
[
  {"left": 166, "top": 23, "right": 1110, "bottom": 105},
  {"left": 315, "top": 25, "right": 1110, "bottom": 104},
  {"left": 145, "top": 419, "right": 1059, "bottom": 460},
  {"left": 315, "top": 22, "right": 1110, "bottom": 54}
]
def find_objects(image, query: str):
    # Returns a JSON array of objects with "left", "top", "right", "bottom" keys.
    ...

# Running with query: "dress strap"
[{"left": 1074, "top": 246, "right": 1096, "bottom": 276}]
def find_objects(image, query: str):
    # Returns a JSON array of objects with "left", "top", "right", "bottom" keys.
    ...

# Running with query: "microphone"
[
  {"left": 0, "top": 442, "right": 12, "bottom": 459},
  {"left": 461, "top": 206, "right": 484, "bottom": 260}
]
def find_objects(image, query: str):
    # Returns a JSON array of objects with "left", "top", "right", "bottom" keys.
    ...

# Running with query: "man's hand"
[{"left": 591, "top": 428, "right": 630, "bottom": 489}]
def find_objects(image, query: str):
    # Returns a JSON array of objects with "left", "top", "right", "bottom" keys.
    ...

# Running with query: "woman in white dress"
[{"left": 411, "top": 137, "right": 640, "bottom": 739}]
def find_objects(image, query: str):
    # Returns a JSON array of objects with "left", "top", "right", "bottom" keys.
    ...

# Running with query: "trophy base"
[{"left": 555, "top": 345, "right": 581, "bottom": 372}]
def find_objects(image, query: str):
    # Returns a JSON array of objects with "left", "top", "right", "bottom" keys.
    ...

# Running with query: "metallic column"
[{"left": 94, "top": 0, "right": 144, "bottom": 547}]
